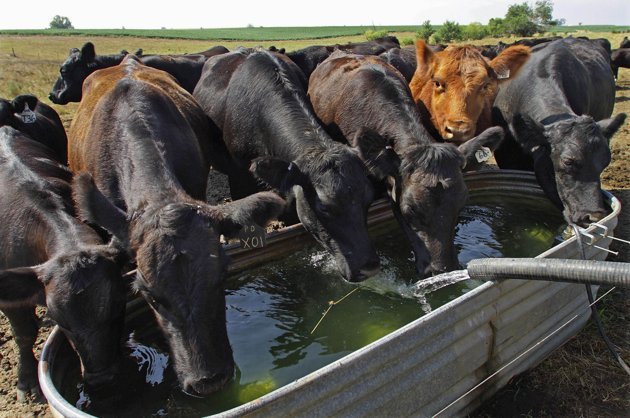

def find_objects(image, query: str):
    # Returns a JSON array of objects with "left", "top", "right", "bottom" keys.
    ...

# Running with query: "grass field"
[{"left": 0, "top": 24, "right": 627, "bottom": 41}]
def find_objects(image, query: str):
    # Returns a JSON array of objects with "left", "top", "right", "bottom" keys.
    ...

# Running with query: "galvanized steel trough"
[{"left": 39, "top": 170, "right": 621, "bottom": 417}]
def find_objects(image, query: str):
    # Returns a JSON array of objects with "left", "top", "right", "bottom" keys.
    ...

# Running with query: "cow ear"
[
  {"left": 354, "top": 128, "right": 400, "bottom": 180},
  {"left": 597, "top": 113, "right": 627, "bottom": 140},
  {"left": 11, "top": 94, "right": 39, "bottom": 114},
  {"left": 72, "top": 172, "right": 130, "bottom": 249},
  {"left": 490, "top": 45, "right": 530, "bottom": 82},
  {"left": 513, "top": 113, "right": 548, "bottom": 154},
  {"left": 250, "top": 157, "right": 308, "bottom": 195},
  {"left": 80, "top": 42, "right": 96, "bottom": 62},
  {"left": 414, "top": 39, "right": 436, "bottom": 73},
  {"left": 458, "top": 126, "right": 505, "bottom": 171},
  {"left": 213, "top": 191, "right": 286, "bottom": 238},
  {"left": 0, "top": 267, "right": 44, "bottom": 308}
]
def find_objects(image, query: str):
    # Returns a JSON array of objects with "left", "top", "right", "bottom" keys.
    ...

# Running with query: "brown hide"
[
  {"left": 409, "top": 40, "right": 530, "bottom": 143},
  {"left": 68, "top": 56, "right": 209, "bottom": 172}
]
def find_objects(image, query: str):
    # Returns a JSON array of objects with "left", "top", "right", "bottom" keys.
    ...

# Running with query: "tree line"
[{"left": 416, "top": 1, "right": 564, "bottom": 43}]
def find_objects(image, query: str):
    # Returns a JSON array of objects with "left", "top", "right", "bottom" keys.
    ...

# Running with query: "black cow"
[
  {"left": 0, "top": 97, "right": 127, "bottom": 403},
  {"left": 308, "top": 51, "right": 504, "bottom": 277},
  {"left": 378, "top": 46, "right": 417, "bottom": 82},
  {"left": 493, "top": 37, "right": 626, "bottom": 227},
  {"left": 193, "top": 47, "right": 381, "bottom": 282},
  {"left": 285, "top": 36, "right": 401, "bottom": 79},
  {"left": 621, "top": 36, "right": 630, "bottom": 49},
  {"left": 49, "top": 42, "right": 228, "bottom": 104},
  {"left": 0, "top": 94, "right": 67, "bottom": 164},
  {"left": 611, "top": 48, "right": 630, "bottom": 79},
  {"left": 475, "top": 41, "right": 509, "bottom": 59},
  {"left": 68, "top": 56, "right": 285, "bottom": 397},
  {"left": 285, "top": 45, "right": 337, "bottom": 79}
]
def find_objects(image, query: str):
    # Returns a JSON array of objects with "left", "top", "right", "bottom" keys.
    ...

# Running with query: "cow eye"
[{"left": 434, "top": 80, "right": 445, "bottom": 93}]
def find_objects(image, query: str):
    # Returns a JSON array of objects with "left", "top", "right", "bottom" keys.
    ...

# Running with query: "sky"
[{"left": 0, "top": 0, "right": 628, "bottom": 29}]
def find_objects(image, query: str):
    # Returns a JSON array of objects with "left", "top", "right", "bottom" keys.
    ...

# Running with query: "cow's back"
[
  {"left": 69, "top": 57, "right": 211, "bottom": 204},
  {"left": 0, "top": 127, "right": 75, "bottom": 267},
  {"left": 195, "top": 48, "right": 313, "bottom": 163},
  {"left": 496, "top": 38, "right": 616, "bottom": 122}
]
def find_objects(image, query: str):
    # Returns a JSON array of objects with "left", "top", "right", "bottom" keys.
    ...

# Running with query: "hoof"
[{"left": 16, "top": 385, "right": 45, "bottom": 403}]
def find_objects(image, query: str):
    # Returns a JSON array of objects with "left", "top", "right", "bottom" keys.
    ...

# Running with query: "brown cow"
[
  {"left": 68, "top": 55, "right": 285, "bottom": 397},
  {"left": 409, "top": 40, "right": 530, "bottom": 143}
]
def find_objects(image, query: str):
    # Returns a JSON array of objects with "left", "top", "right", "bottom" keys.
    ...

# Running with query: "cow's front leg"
[{"left": 3, "top": 306, "right": 44, "bottom": 402}]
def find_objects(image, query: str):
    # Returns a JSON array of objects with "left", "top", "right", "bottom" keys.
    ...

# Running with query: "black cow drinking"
[
  {"left": 68, "top": 56, "right": 285, "bottom": 397},
  {"left": 308, "top": 51, "right": 504, "bottom": 277},
  {"left": 493, "top": 37, "right": 626, "bottom": 227},
  {"left": 193, "top": 47, "right": 381, "bottom": 282},
  {"left": 0, "top": 95, "right": 127, "bottom": 404}
]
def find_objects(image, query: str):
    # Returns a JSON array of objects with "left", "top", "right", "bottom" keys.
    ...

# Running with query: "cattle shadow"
[{"left": 614, "top": 96, "right": 630, "bottom": 103}]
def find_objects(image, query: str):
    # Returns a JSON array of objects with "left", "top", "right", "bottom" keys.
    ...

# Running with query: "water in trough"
[{"left": 57, "top": 194, "right": 565, "bottom": 417}]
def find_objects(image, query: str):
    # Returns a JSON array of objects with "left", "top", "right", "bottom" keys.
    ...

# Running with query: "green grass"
[
  {"left": 0, "top": 26, "right": 420, "bottom": 41},
  {"left": 0, "top": 25, "right": 627, "bottom": 41}
]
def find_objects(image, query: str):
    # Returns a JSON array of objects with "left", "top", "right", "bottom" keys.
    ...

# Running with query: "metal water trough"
[{"left": 39, "top": 170, "right": 621, "bottom": 417}]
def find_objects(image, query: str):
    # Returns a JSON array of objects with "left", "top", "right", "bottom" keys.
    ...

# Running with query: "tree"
[
  {"left": 534, "top": 0, "right": 564, "bottom": 27},
  {"left": 503, "top": 3, "right": 540, "bottom": 37},
  {"left": 463, "top": 22, "right": 488, "bottom": 40},
  {"left": 49, "top": 15, "right": 74, "bottom": 29},
  {"left": 487, "top": 17, "right": 506, "bottom": 37},
  {"left": 434, "top": 21, "right": 463, "bottom": 43},
  {"left": 417, "top": 20, "right": 435, "bottom": 42}
]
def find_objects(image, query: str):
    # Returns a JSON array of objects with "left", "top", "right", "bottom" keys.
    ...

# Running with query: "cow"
[
  {"left": 285, "top": 36, "right": 401, "bottom": 79},
  {"left": 0, "top": 96, "right": 128, "bottom": 404},
  {"left": 308, "top": 51, "right": 504, "bottom": 277},
  {"left": 67, "top": 55, "right": 286, "bottom": 397},
  {"left": 620, "top": 36, "right": 630, "bottom": 49},
  {"left": 474, "top": 41, "right": 508, "bottom": 60},
  {"left": 49, "top": 42, "right": 228, "bottom": 104},
  {"left": 285, "top": 45, "right": 336, "bottom": 79},
  {"left": 492, "top": 37, "right": 627, "bottom": 227},
  {"left": 193, "top": 47, "right": 382, "bottom": 283},
  {"left": 611, "top": 48, "right": 630, "bottom": 79},
  {"left": 0, "top": 94, "right": 67, "bottom": 164},
  {"left": 378, "top": 46, "right": 417, "bottom": 82},
  {"left": 409, "top": 39, "right": 531, "bottom": 144}
]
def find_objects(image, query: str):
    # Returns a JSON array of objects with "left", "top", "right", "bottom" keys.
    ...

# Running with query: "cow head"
[
  {"left": 0, "top": 95, "right": 68, "bottom": 164},
  {"left": 410, "top": 40, "right": 530, "bottom": 143},
  {"left": 0, "top": 244, "right": 128, "bottom": 397},
  {"left": 251, "top": 148, "right": 381, "bottom": 283},
  {"left": 355, "top": 127, "right": 504, "bottom": 278},
  {"left": 49, "top": 42, "right": 123, "bottom": 105},
  {"left": 514, "top": 112, "right": 626, "bottom": 226},
  {"left": 73, "top": 172, "right": 285, "bottom": 396}
]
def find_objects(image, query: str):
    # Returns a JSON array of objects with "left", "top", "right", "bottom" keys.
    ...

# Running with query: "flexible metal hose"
[{"left": 466, "top": 258, "right": 630, "bottom": 288}]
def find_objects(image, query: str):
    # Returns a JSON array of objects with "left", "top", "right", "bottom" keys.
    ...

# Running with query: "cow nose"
[
  {"left": 575, "top": 211, "right": 606, "bottom": 228},
  {"left": 444, "top": 121, "right": 473, "bottom": 141},
  {"left": 183, "top": 373, "right": 231, "bottom": 397}
]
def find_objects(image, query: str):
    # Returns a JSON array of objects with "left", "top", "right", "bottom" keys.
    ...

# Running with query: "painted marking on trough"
[{"left": 239, "top": 224, "right": 266, "bottom": 249}]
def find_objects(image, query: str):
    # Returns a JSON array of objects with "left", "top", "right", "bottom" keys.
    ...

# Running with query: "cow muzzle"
[{"left": 182, "top": 370, "right": 233, "bottom": 397}]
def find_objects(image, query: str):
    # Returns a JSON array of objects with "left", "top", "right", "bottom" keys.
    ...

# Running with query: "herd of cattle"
[{"left": 0, "top": 32, "right": 627, "bottom": 409}]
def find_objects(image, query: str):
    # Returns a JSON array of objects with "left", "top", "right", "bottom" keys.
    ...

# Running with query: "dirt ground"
[{"left": 0, "top": 49, "right": 628, "bottom": 418}]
